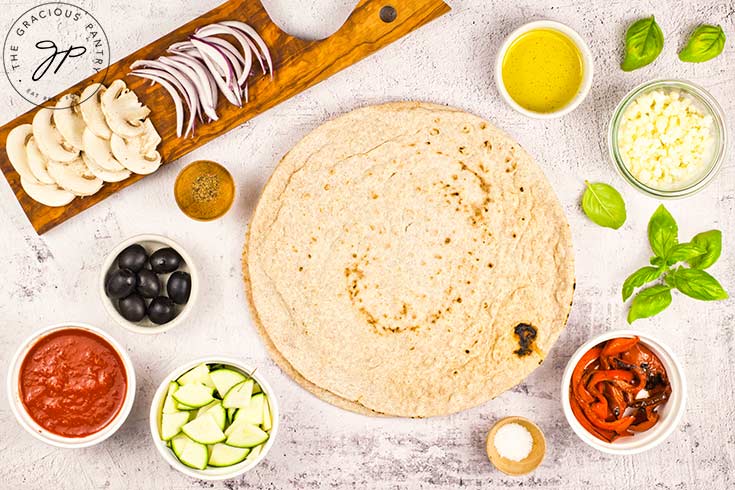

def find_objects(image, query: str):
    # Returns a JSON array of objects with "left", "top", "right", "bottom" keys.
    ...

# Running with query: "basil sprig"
[
  {"left": 622, "top": 16, "right": 664, "bottom": 71},
  {"left": 623, "top": 204, "right": 728, "bottom": 323},
  {"left": 628, "top": 284, "right": 672, "bottom": 323},
  {"left": 687, "top": 230, "right": 722, "bottom": 269},
  {"left": 679, "top": 24, "right": 726, "bottom": 63},
  {"left": 581, "top": 181, "right": 626, "bottom": 229}
]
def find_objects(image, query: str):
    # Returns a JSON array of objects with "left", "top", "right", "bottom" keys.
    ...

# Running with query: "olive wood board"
[{"left": 0, "top": 0, "right": 450, "bottom": 234}]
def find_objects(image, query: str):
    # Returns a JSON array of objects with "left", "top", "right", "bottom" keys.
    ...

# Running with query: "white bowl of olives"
[{"left": 100, "top": 234, "right": 198, "bottom": 334}]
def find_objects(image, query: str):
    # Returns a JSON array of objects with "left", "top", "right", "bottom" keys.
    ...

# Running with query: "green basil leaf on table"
[
  {"left": 622, "top": 16, "right": 664, "bottom": 71},
  {"left": 666, "top": 242, "right": 706, "bottom": 265},
  {"left": 648, "top": 204, "right": 678, "bottom": 260},
  {"left": 581, "top": 181, "right": 626, "bottom": 229},
  {"left": 679, "top": 24, "right": 726, "bottom": 63},
  {"left": 622, "top": 265, "right": 665, "bottom": 301},
  {"left": 687, "top": 230, "right": 722, "bottom": 269},
  {"left": 627, "top": 284, "right": 672, "bottom": 323},
  {"left": 668, "top": 267, "right": 728, "bottom": 301}
]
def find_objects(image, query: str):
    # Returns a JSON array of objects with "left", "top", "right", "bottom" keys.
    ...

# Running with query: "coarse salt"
[{"left": 493, "top": 422, "right": 534, "bottom": 462}]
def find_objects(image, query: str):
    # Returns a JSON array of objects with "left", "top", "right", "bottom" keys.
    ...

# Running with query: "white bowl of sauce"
[
  {"left": 495, "top": 20, "right": 594, "bottom": 118},
  {"left": 7, "top": 322, "right": 136, "bottom": 448}
]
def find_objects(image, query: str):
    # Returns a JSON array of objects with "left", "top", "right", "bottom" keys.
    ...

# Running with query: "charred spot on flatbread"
[{"left": 513, "top": 323, "right": 537, "bottom": 357}]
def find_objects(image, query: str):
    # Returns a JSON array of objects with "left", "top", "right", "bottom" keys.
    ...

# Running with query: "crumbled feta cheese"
[{"left": 618, "top": 89, "right": 715, "bottom": 190}]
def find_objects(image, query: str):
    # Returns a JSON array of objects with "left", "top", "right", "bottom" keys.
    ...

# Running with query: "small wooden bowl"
[{"left": 486, "top": 416, "right": 546, "bottom": 476}]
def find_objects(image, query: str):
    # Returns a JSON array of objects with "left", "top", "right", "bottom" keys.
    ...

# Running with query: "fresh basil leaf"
[
  {"left": 627, "top": 284, "right": 672, "bottom": 323},
  {"left": 648, "top": 205, "right": 678, "bottom": 260},
  {"left": 650, "top": 256, "right": 665, "bottom": 267},
  {"left": 622, "top": 266, "right": 665, "bottom": 301},
  {"left": 668, "top": 267, "right": 728, "bottom": 301},
  {"left": 666, "top": 242, "right": 706, "bottom": 265},
  {"left": 581, "top": 181, "right": 627, "bottom": 229},
  {"left": 679, "top": 24, "right": 726, "bottom": 63},
  {"left": 622, "top": 16, "right": 664, "bottom": 71},
  {"left": 688, "top": 230, "right": 722, "bottom": 269}
]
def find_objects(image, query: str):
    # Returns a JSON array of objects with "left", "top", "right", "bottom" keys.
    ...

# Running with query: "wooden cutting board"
[{"left": 0, "top": 0, "right": 450, "bottom": 234}]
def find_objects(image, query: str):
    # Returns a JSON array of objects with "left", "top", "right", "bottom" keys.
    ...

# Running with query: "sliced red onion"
[
  {"left": 159, "top": 56, "right": 218, "bottom": 122},
  {"left": 190, "top": 36, "right": 241, "bottom": 107},
  {"left": 130, "top": 71, "right": 184, "bottom": 137},
  {"left": 130, "top": 63, "right": 198, "bottom": 137},
  {"left": 174, "top": 52, "right": 219, "bottom": 114},
  {"left": 219, "top": 20, "right": 273, "bottom": 77},
  {"left": 169, "top": 40, "right": 193, "bottom": 52},
  {"left": 201, "top": 37, "right": 247, "bottom": 82},
  {"left": 131, "top": 21, "right": 272, "bottom": 138},
  {"left": 195, "top": 24, "right": 254, "bottom": 85},
  {"left": 203, "top": 37, "right": 245, "bottom": 87}
]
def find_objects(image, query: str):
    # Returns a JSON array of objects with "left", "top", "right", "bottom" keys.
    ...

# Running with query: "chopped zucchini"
[
  {"left": 182, "top": 414, "right": 226, "bottom": 445},
  {"left": 234, "top": 393, "right": 265, "bottom": 425},
  {"left": 209, "top": 443, "right": 250, "bottom": 467},
  {"left": 222, "top": 380, "right": 254, "bottom": 409},
  {"left": 246, "top": 444, "right": 263, "bottom": 461},
  {"left": 198, "top": 401, "right": 227, "bottom": 430},
  {"left": 209, "top": 368, "right": 247, "bottom": 398},
  {"left": 177, "top": 363, "right": 215, "bottom": 389},
  {"left": 162, "top": 382, "right": 180, "bottom": 414},
  {"left": 225, "top": 421, "right": 269, "bottom": 448},
  {"left": 172, "top": 383, "right": 214, "bottom": 408},
  {"left": 171, "top": 434, "right": 209, "bottom": 470},
  {"left": 262, "top": 397, "right": 272, "bottom": 431},
  {"left": 161, "top": 411, "right": 190, "bottom": 440}
]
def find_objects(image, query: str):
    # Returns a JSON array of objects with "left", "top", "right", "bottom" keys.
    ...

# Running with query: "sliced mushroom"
[
  {"left": 101, "top": 79, "right": 150, "bottom": 138},
  {"left": 82, "top": 153, "right": 130, "bottom": 182},
  {"left": 80, "top": 83, "right": 112, "bottom": 139},
  {"left": 47, "top": 157, "right": 103, "bottom": 196},
  {"left": 20, "top": 177, "right": 75, "bottom": 207},
  {"left": 32, "top": 108, "right": 80, "bottom": 162},
  {"left": 26, "top": 136, "right": 56, "bottom": 185},
  {"left": 53, "top": 94, "right": 86, "bottom": 149},
  {"left": 82, "top": 128, "right": 126, "bottom": 171},
  {"left": 6, "top": 124, "right": 36, "bottom": 181},
  {"left": 110, "top": 119, "right": 162, "bottom": 175}
]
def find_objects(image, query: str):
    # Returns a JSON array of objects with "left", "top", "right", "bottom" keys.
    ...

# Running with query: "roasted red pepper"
[
  {"left": 569, "top": 337, "right": 671, "bottom": 442},
  {"left": 601, "top": 336, "right": 639, "bottom": 357}
]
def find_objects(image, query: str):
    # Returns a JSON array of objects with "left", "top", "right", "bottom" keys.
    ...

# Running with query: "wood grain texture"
[{"left": 0, "top": 0, "right": 450, "bottom": 234}]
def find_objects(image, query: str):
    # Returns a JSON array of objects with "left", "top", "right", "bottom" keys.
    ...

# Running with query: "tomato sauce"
[{"left": 19, "top": 328, "right": 127, "bottom": 438}]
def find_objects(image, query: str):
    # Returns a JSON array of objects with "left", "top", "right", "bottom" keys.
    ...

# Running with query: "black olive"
[
  {"left": 148, "top": 296, "right": 177, "bottom": 324},
  {"left": 167, "top": 271, "right": 191, "bottom": 305},
  {"left": 106, "top": 268, "right": 137, "bottom": 299},
  {"left": 150, "top": 248, "right": 183, "bottom": 273},
  {"left": 118, "top": 294, "right": 146, "bottom": 322},
  {"left": 116, "top": 244, "right": 148, "bottom": 272},
  {"left": 136, "top": 268, "right": 161, "bottom": 298}
]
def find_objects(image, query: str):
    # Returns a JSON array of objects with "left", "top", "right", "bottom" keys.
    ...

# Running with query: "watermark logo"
[{"left": 3, "top": 2, "right": 110, "bottom": 109}]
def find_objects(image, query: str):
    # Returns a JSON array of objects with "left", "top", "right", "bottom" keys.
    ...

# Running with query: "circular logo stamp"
[{"left": 3, "top": 2, "right": 110, "bottom": 109}]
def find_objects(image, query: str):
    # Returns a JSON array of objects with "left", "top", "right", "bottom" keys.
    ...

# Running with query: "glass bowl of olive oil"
[{"left": 495, "top": 20, "right": 593, "bottom": 118}]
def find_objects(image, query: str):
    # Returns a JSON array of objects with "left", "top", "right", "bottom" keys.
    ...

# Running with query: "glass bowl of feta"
[{"left": 609, "top": 79, "right": 727, "bottom": 199}]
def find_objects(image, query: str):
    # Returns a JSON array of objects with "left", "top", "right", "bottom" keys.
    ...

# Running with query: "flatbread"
[{"left": 243, "top": 102, "right": 574, "bottom": 417}]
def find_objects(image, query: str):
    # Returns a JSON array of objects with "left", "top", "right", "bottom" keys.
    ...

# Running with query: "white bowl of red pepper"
[{"left": 560, "top": 330, "right": 686, "bottom": 455}]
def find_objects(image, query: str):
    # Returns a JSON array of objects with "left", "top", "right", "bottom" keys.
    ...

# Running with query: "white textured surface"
[{"left": 1, "top": 1, "right": 734, "bottom": 488}]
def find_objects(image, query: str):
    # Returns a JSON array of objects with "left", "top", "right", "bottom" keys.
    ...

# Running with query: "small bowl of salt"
[{"left": 486, "top": 416, "right": 546, "bottom": 476}]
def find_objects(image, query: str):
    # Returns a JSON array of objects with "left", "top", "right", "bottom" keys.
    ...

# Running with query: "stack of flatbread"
[{"left": 243, "top": 102, "right": 574, "bottom": 417}]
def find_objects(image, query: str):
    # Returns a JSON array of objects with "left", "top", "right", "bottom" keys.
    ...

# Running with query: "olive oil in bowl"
[{"left": 497, "top": 22, "right": 592, "bottom": 117}]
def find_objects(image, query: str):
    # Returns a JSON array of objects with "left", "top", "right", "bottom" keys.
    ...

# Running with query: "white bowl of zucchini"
[{"left": 149, "top": 357, "right": 279, "bottom": 480}]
